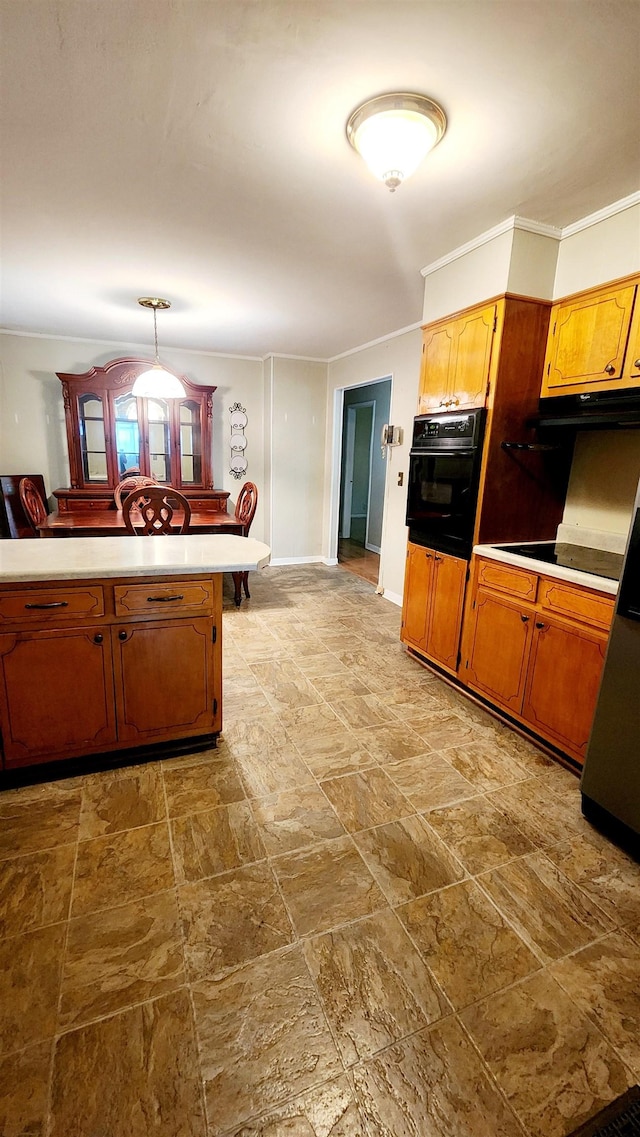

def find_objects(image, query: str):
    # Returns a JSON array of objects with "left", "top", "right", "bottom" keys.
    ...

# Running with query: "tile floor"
[{"left": 1, "top": 564, "right": 639, "bottom": 1137}]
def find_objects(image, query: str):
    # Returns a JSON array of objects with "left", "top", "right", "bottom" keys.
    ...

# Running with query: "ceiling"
[{"left": 1, "top": 1, "right": 639, "bottom": 360}]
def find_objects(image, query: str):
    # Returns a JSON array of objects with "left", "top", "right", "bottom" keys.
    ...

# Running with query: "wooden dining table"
[{"left": 37, "top": 509, "right": 248, "bottom": 603}]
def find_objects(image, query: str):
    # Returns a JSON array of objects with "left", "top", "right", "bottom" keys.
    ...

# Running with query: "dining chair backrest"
[
  {"left": 234, "top": 481, "right": 258, "bottom": 535},
  {"left": 122, "top": 486, "right": 191, "bottom": 535},
  {"left": 114, "top": 475, "right": 159, "bottom": 510},
  {"left": 19, "top": 477, "right": 48, "bottom": 531}
]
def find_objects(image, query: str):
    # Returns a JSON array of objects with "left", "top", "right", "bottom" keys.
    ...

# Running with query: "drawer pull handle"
[
  {"left": 146, "top": 594, "right": 184, "bottom": 603},
  {"left": 118, "top": 630, "right": 128, "bottom": 641},
  {"left": 93, "top": 633, "right": 104, "bottom": 644},
  {"left": 25, "top": 601, "right": 68, "bottom": 609},
  {"left": 604, "top": 363, "right": 616, "bottom": 375},
  {"left": 520, "top": 614, "right": 529, "bottom": 622}
]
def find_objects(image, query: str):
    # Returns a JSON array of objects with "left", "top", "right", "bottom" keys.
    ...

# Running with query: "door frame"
[{"left": 340, "top": 400, "right": 375, "bottom": 542}]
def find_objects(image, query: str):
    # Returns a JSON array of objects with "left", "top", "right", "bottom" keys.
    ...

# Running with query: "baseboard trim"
[
  {"left": 365, "top": 542, "right": 381, "bottom": 554},
  {"left": 269, "top": 556, "right": 326, "bottom": 566},
  {"left": 382, "top": 588, "right": 402, "bottom": 606}
]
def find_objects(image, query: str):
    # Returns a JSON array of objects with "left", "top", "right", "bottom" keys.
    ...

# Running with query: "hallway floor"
[
  {"left": 337, "top": 537, "right": 380, "bottom": 585},
  {"left": 1, "top": 565, "right": 639, "bottom": 1137}
]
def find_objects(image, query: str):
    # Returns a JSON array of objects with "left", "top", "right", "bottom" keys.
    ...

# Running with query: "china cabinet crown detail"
[{"left": 55, "top": 357, "right": 228, "bottom": 513}]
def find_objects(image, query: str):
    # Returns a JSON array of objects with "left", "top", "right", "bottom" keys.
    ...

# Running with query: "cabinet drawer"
[
  {"left": 114, "top": 580, "right": 214, "bottom": 617},
  {"left": 540, "top": 579, "right": 614, "bottom": 630},
  {"left": 477, "top": 559, "right": 538, "bottom": 601},
  {"left": 0, "top": 586, "right": 105, "bottom": 624}
]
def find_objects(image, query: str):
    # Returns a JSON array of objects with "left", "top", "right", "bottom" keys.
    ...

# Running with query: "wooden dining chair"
[
  {"left": 122, "top": 486, "right": 191, "bottom": 535},
  {"left": 18, "top": 477, "right": 48, "bottom": 534},
  {"left": 231, "top": 481, "right": 258, "bottom": 605},
  {"left": 114, "top": 475, "right": 158, "bottom": 510}
]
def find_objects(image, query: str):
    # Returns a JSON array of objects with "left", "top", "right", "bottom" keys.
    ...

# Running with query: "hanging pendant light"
[
  {"left": 132, "top": 298, "right": 186, "bottom": 398},
  {"left": 346, "top": 93, "right": 446, "bottom": 192}
]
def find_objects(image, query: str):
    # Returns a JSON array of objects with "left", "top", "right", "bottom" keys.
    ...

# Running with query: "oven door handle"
[{"left": 409, "top": 448, "right": 477, "bottom": 458}]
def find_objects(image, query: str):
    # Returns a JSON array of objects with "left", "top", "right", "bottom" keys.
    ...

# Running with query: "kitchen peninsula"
[{"left": 0, "top": 534, "right": 270, "bottom": 772}]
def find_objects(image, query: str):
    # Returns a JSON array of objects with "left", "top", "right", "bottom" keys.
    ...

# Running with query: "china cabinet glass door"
[
  {"left": 113, "top": 393, "right": 141, "bottom": 477},
  {"left": 146, "top": 398, "right": 171, "bottom": 482},
  {"left": 78, "top": 394, "right": 108, "bottom": 482},
  {"left": 179, "top": 400, "right": 203, "bottom": 485}
]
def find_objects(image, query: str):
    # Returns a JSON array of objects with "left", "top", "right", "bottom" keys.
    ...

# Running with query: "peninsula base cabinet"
[
  {"left": 461, "top": 557, "right": 613, "bottom": 765},
  {"left": 401, "top": 542, "right": 467, "bottom": 675},
  {"left": 0, "top": 574, "right": 222, "bottom": 769}
]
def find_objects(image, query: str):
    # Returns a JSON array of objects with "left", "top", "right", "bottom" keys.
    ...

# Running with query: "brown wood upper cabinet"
[
  {"left": 541, "top": 274, "right": 640, "bottom": 397},
  {"left": 418, "top": 302, "right": 497, "bottom": 413},
  {"left": 401, "top": 542, "right": 466, "bottom": 675}
]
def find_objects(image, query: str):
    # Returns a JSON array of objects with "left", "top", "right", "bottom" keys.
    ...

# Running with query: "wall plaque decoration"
[{"left": 229, "top": 403, "right": 248, "bottom": 479}]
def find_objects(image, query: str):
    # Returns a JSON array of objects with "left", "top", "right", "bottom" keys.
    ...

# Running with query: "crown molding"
[
  {"left": 0, "top": 327, "right": 263, "bottom": 362},
  {"left": 262, "top": 352, "right": 329, "bottom": 364},
  {"left": 328, "top": 320, "right": 423, "bottom": 363},
  {"left": 560, "top": 190, "right": 640, "bottom": 238},
  {"left": 420, "top": 215, "right": 561, "bottom": 279}
]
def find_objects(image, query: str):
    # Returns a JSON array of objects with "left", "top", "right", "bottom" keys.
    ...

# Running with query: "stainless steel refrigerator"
[{"left": 581, "top": 481, "right": 640, "bottom": 843}]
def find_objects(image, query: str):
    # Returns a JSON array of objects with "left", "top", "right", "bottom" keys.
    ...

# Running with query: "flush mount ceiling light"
[
  {"left": 346, "top": 92, "right": 446, "bottom": 192},
  {"left": 132, "top": 297, "right": 186, "bottom": 398}
]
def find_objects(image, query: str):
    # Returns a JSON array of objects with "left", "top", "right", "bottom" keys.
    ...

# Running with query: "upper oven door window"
[{"left": 406, "top": 449, "right": 477, "bottom": 533}]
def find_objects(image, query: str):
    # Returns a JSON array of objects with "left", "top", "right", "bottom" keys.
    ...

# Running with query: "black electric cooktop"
[{"left": 492, "top": 541, "right": 623, "bottom": 582}]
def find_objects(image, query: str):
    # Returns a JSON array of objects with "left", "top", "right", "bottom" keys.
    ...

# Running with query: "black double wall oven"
[{"left": 405, "top": 408, "right": 486, "bottom": 560}]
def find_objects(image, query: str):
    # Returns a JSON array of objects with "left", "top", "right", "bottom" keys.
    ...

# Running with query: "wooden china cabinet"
[{"left": 54, "top": 357, "right": 229, "bottom": 513}]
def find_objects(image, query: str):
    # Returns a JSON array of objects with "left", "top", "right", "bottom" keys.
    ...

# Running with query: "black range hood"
[{"left": 534, "top": 387, "right": 640, "bottom": 430}]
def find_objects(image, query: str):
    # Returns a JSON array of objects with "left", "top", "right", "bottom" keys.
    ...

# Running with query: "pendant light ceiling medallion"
[
  {"left": 346, "top": 92, "right": 446, "bottom": 192},
  {"left": 132, "top": 297, "right": 186, "bottom": 398}
]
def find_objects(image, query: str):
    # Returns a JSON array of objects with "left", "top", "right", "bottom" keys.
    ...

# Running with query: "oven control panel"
[{"left": 412, "top": 408, "right": 485, "bottom": 449}]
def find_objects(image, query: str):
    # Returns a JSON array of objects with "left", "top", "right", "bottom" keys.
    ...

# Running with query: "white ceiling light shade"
[
  {"left": 346, "top": 93, "right": 447, "bottom": 191},
  {"left": 132, "top": 297, "right": 186, "bottom": 398}
]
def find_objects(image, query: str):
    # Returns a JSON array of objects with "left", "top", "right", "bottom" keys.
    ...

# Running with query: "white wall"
[
  {"left": 554, "top": 202, "right": 640, "bottom": 298},
  {"left": 563, "top": 431, "right": 640, "bottom": 536},
  {"left": 326, "top": 330, "right": 422, "bottom": 604},
  {"left": 268, "top": 356, "right": 327, "bottom": 563},
  {"left": 0, "top": 333, "right": 267, "bottom": 540},
  {"left": 422, "top": 230, "right": 513, "bottom": 324}
]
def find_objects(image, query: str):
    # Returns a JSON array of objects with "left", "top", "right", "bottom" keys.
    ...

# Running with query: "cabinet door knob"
[
  {"left": 93, "top": 633, "right": 103, "bottom": 644},
  {"left": 425, "top": 552, "right": 433, "bottom": 558},
  {"left": 118, "top": 630, "right": 128, "bottom": 641},
  {"left": 535, "top": 621, "right": 546, "bottom": 629},
  {"left": 635, "top": 359, "right": 640, "bottom": 369},
  {"left": 450, "top": 396, "right": 460, "bottom": 406},
  {"left": 434, "top": 555, "right": 442, "bottom": 561},
  {"left": 604, "top": 363, "right": 616, "bottom": 375},
  {"left": 520, "top": 614, "right": 529, "bottom": 622}
]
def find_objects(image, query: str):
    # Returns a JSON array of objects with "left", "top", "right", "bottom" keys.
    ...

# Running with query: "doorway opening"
[{"left": 336, "top": 378, "right": 391, "bottom": 585}]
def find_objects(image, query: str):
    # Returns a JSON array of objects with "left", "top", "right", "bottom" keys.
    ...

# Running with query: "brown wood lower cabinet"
[
  {"left": 0, "top": 573, "right": 222, "bottom": 769},
  {"left": 401, "top": 542, "right": 466, "bottom": 675},
  {"left": 461, "top": 556, "right": 613, "bottom": 765}
]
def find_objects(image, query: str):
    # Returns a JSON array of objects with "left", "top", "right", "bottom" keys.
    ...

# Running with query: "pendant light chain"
[{"left": 153, "top": 305, "right": 160, "bottom": 363}]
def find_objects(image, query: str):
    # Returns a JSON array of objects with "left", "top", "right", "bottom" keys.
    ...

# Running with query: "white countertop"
[
  {"left": 474, "top": 542, "right": 619, "bottom": 596},
  {"left": 0, "top": 535, "right": 271, "bottom": 583}
]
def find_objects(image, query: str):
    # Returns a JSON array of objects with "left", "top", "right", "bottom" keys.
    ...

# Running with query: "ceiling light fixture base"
[{"left": 346, "top": 92, "right": 447, "bottom": 191}]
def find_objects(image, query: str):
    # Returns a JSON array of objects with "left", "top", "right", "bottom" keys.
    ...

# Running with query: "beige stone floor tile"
[
  {"left": 222, "top": 1074, "right": 364, "bottom": 1136},
  {"left": 329, "top": 693, "right": 397, "bottom": 730},
  {"left": 179, "top": 862, "right": 293, "bottom": 980},
  {"left": 0, "top": 1040, "right": 52, "bottom": 1137},
  {"left": 353, "top": 815, "right": 466, "bottom": 906},
  {"left": 272, "top": 836, "right": 386, "bottom": 937},
  {"left": 0, "top": 844, "right": 75, "bottom": 938},
  {"left": 162, "top": 755, "right": 246, "bottom": 816},
  {"left": 384, "top": 690, "right": 456, "bottom": 725},
  {"left": 277, "top": 701, "right": 347, "bottom": 743},
  {"left": 317, "top": 633, "right": 368, "bottom": 654},
  {"left": 478, "top": 850, "right": 612, "bottom": 963},
  {"left": 486, "top": 776, "right": 588, "bottom": 848},
  {"left": 50, "top": 989, "right": 206, "bottom": 1137},
  {"left": 249, "top": 659, "right": 324, "bottom": 713},
  {"left": 310, "top": 673, "right": 374, "bottom": 701},
  {"left": 0, "top": 783, "right": 82, "bottom": 860},
  {"left": 223, "top": 675, "right": 272, "bottom": 716},
  {"left": 537, "top": 761, "right": 581, "bottom": 798},
  {"left": 475, "top": 719, "right": 555, "bottom": 772},
  {"left": 303, "top": 909, "right": 449, "bottom": 1066},
  {"left": 321, "top": 768, "right": 413, "bottom": 833},
  {"left": 78, "top": 764, "right": 165, "bottom": 839},
  {"left": 59, "top": 890, "right": 184, "bottom": 1030},
  {"left": 544, "top": 829, "right": 640, "bottom": 930},
  {"left": 353, "top": 1015, "right": 527, "bottom": 1137},
  {"left": 72, "top": 822, "right": 174, "bottom": 918},
  {"left": 192, "top": 946, "right": 342, "bottom": 1134},
  {"left": 461, "top": 970, "right": 634, "bottom": 1137},
  {"left": 252, "top": 785, "right": 344, "bottom": 855},
  {"left": 439, "top": 739, "right": 531, "bottom": 792},
  {"left": 234, "top": 741, "right": 315, "bottom": 798},
  {"left": 294, "top": 652, "right": 352, "bottom": 679},
  {"left": 385, "top": 752, "right": 477, "bottom": 812},
  {"left": 398, "top": 879, "right": 540, "bottom": 1011},
  {"left": 353, "top": 722, "right": 431, "bottom": 764},
  {"left": 0, "top": 923, "right": 66, "bottom": 1055},
  {"left": 294, "top": 730, "right": 377, "bottom": 779},
  {"left": 549, "top": 930, "right": 640, "bottom": 1077},
  {"left": 426, "top": 795, "right": 535, "bottom": 875},
  {"left": 170, "top": 801, "right": 265, "bottom": 883},
  {"left": 408, "top": 710, "right": 479, "bottom": 752}
]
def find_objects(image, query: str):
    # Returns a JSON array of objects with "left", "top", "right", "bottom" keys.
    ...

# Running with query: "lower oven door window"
[{"left": 406, "top": 449, "right": 478, "bottom": 558}]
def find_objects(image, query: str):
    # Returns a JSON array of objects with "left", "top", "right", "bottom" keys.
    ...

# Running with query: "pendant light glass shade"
[
  {"left": 132, "top": 297, "right": 186, "bottom": 398},
  {"left": 347, "top": 93, "right": 446, "bottom": 191}
]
